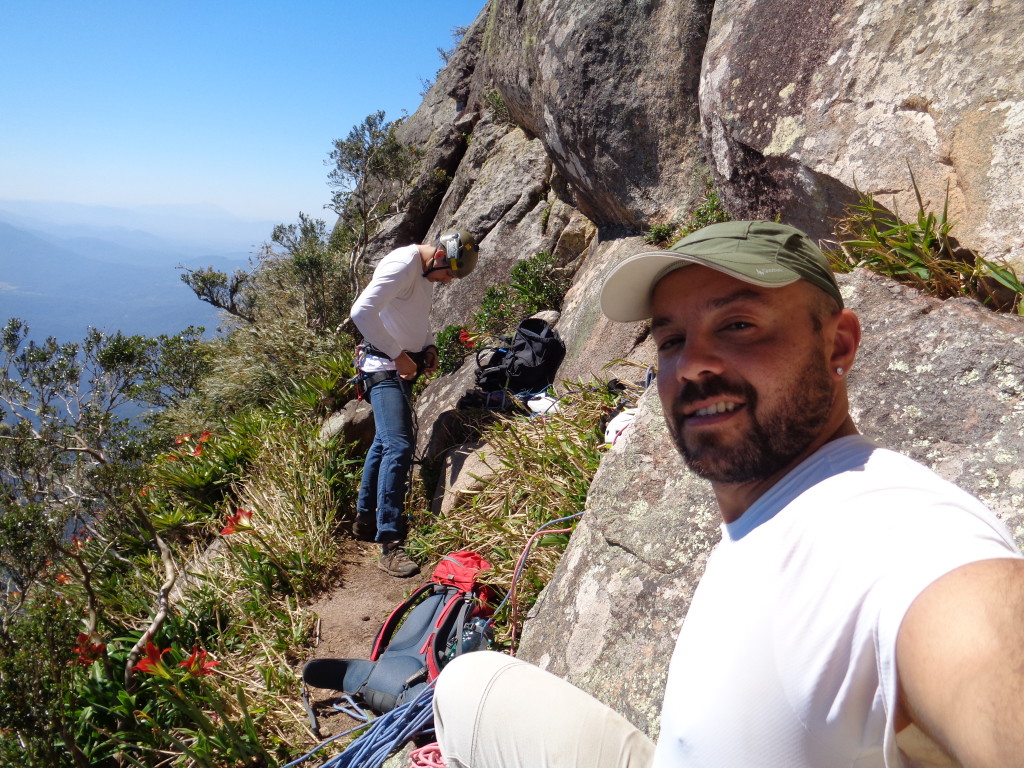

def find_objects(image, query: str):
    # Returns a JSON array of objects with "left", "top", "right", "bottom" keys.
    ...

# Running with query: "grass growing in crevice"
[
  {"left": 644, "top": 177, "right": 731, "bottom": 247},
  {"left": 827, "top": 172, "right": 1024, "bottom": 315},
  {"left": 406, "top": 379, "right": 643, "bottom": 646}
]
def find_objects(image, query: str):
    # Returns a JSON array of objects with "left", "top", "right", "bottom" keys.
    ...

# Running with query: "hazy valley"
[{"left": 0, "top": 200, "right": 285, "bottom": 342}]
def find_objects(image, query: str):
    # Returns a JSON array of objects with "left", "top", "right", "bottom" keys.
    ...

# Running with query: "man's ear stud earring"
[{"left": 836, "top": 367, "right": 845, "bottom": 375}]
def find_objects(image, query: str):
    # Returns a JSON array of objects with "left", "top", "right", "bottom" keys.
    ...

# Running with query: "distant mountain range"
[{"left": 0, "top": 200, "right": 284, "bottom": 342}]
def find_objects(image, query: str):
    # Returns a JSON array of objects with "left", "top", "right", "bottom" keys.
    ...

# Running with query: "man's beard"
[{"left": 667, "top": 347, "right": 834, "bottom": 484}]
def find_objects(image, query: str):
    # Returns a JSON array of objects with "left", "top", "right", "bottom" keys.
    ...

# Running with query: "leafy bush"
[
  {"left": 460, "top": 251, "right": 571, "bottom": 342},
  {"left": 475, "top": 284, "right": 521, "bottom": 338}
]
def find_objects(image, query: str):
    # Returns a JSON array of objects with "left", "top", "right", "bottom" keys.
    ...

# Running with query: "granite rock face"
[
  {"left": 700, "top": 0, "right": 1024, "bottom": 269},
  {"left": 482, "top": 0, "right": 715, "bottom": 229}
]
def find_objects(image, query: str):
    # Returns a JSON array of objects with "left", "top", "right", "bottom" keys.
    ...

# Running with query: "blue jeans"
[{"left": 356, "top": 375, "right": 414, "bottom": 543}]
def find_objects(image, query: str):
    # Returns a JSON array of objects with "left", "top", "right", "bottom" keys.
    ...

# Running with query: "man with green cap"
[{"left": 431, "top": 221, "right": 1024, "bottom": 767}]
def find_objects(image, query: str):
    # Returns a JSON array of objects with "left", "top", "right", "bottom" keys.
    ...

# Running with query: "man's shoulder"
[{"left": 371, "top": 244, "right": 422, "bottom": 280}]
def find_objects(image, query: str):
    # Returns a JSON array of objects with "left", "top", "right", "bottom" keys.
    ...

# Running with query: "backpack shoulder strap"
[
  {"left": 369, "top": 582, "right": 435, "bottom": 661},
  {"left": 424, "top": 586, "right": 474, "bottom": 680}
]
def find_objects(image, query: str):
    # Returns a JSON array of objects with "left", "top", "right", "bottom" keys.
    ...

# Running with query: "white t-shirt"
[
  {"left": 653, "top": 435, "right": 1020, "bottom": 768},
  {"left": 350, "top": 244, "right": 436, "bottom": 371}
]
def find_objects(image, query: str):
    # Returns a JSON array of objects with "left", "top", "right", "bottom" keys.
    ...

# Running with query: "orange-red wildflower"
[
  {"left": 179, "top": 646, "right": 220, "bottom": 676},
  {"left": 73, "top": 633, "right": 106, "bottom": 666},
  {"left": 221, "top": 508, "right": 254, "bottom": 536},
  {"left": 133, "top": 640, "right": 172, "bottom": 678}
]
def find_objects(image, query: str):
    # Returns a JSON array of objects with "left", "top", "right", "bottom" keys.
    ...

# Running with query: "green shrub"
[
  {"left": 508, "top": 250, "right": 568, "bottom": 315},
  {"left": 644, "top": 222, "right": 677, "bottom": 245},
  {"left": 475, "top": 284, "right": 520, "bottom": 337}
]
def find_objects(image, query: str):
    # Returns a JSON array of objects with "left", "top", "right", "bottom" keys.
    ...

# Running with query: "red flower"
[
  {"left": 179, "top": 646, "right": 220, "bottom": 676},
  {"left": 198, "top": 431, "right": 212, "bottom": 442},
  {"left": 221, "top": 508, "right": 254, "bottom": 536},
  {"left": 55, "top": 573, "right": 71, "bottom": 585},
  {"left": 459, "top": 329, "right": 476, "bottom": 349},
  {"left": 192, "top": 443, "right": 204, "bottom": 457},
  {"left": 73, "top": 633, "right": 106, "bottom": 666},
  {"left": 174, "top": 433, "right": 193, "bottom": 445},
  {"left": 133, "top": 640, "right": 172, "bottom": 678}
]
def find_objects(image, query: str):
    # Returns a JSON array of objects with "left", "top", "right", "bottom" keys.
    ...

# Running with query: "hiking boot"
[
  {"left": 377, "top": 545, "right": 420, "bottom": 578},
  {"left": 352, "top": 513, "right": 377, "bottom": 542}
]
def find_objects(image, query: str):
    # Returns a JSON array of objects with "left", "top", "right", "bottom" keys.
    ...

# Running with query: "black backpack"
[
  {"left": 474, "top": 318, "right": 566, "bottom": 395},
  {"left": 301, "top": 552, "right": 493, "bottom": 731}
]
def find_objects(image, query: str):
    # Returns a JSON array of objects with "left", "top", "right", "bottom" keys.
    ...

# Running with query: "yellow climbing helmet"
[{"left": 439, "top": 229, "right": 479, "bottom": 278}]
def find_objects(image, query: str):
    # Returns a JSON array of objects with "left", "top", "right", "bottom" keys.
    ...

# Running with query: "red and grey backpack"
[{"left": 302, "top": 551, "right": 494, "bottom": 729}]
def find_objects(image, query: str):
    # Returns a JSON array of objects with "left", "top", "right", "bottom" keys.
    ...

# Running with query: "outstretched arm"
[{"left": 896, "top": 557, "right": 1024, "bottom": 767}]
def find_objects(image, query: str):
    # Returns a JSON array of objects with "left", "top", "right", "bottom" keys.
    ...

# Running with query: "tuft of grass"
[
  {"left": 677, "top": 176, "right": 731, "bottom": 238},
  {"left": 643, "top": 177, "right": 731, "bottom": 247},
  {"left": 484, "top": 88, "right": 511, "bottom": 124},
  {"left": 643, "top": 222, "right": 676, "bottom": 245},
  {"left": 827, "top": 169, "right": 1024, "bottom": 315},
  {"left": 406, "top": 379, "right": 643, "bottom": 645}
]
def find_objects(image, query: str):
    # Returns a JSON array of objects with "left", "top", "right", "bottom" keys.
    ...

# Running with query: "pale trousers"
[{"left": 433, "top": 651, "right": 656, "bottom": 768}]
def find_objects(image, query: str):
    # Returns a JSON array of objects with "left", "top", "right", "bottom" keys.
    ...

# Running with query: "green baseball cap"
[{"left": 600, "top": 220, "right": 844, "bottom": 322}]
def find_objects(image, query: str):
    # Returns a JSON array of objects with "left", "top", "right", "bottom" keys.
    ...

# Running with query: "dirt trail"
[{"left": 301, "top": 539, "right": 421, "bottom": 736}]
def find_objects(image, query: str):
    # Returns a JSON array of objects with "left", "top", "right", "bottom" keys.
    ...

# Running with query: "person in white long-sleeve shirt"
[{"left": 350, "top": 230, "right": 478, "bottom": 578}]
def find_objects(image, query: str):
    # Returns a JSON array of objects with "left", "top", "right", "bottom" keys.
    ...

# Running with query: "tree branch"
[{"left": 123, "top": 502, "right": 177, "bottom": 691}]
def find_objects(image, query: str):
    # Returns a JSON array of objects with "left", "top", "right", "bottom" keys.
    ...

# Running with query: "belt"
[{"left": 362, "top": 370, "right": 399, "bottom": 390}]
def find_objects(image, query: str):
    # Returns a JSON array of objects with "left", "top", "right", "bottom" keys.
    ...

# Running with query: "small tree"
[
  {"left": 180, "top": 264, "right": 255, "bottom": 323},
  {"left": 327, "top": 111, "right": 417, "bottom": 295},
  {"left": 260, "top": 213, "right": 352, "bottom": 332},
  {"left": 0, "top": 319, "right": 209, "bottom": 763}
]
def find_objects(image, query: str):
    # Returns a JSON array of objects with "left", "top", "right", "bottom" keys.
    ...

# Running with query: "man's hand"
[
  {"left": 422, "top": 345, "right": 439, "bottom": 375},
  {"left": 394, "top": 352, "right": 418, "bottom": 380},
  {"left": 896, "top": 557, "right": 1024, "bottom": 767}
]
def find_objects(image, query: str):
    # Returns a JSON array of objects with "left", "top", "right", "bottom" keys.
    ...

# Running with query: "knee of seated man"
[{"left": 436, "top": 651, "right": 519, "bottom": 710}]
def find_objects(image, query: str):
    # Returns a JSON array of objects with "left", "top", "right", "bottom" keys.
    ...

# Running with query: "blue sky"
[{"left": 0, "top": 1, "right": 485, "bottom": 225}]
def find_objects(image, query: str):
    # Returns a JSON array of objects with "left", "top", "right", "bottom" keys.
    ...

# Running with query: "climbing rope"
[
  {"left": 487, "top": 511, "right": 585, "bottom": 654},
  {"left": 408, "top": 742, "right": 446, "bottom": 767},
  {"left": 318, "top": 684, "right": 436, "bottom": 768},
  {"left": 282, "top": 685, "right": 436, "bottom": 768}
]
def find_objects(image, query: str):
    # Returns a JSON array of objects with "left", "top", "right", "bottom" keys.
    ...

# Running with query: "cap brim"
[
  {"left": 600, "top": 249, "right": 804, "bottom": 322},
  {"left": 600, "top": 252, "right": 694, "bottom": 322}
]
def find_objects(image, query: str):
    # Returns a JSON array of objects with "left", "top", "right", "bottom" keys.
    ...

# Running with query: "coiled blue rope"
[
  {"left": 280, "top": 685, "right": 436, "bottom": 768},
  {"left": 319, "top": 684, "right": 436, "bottom": 768}
]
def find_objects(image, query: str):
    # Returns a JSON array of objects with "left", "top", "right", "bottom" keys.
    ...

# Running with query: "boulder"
[
  {"left": 700, "top": 0, "right": 1024, "bottom": 270},
  {"left": 481, "top": 0, "right": 716, "bottom": 229},
  {"left": 430, "top": 442, "right": 496, "bottom": 518},
  {"left": 319, "top": 398, "right": 375, "bottom": 452}
]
